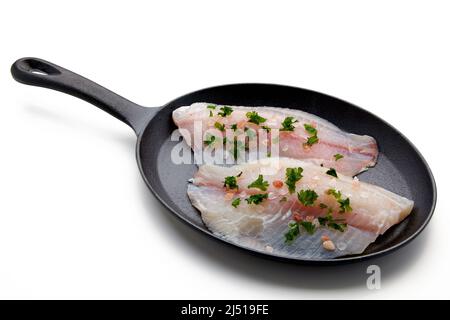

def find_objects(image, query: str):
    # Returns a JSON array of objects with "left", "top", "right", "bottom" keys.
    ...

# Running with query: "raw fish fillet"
[
  {"left": 187, "top": 158, "right": 413, "bottom": 259},
  {"left": 173, "top": 103, "right": 378, "bottom": 176}
]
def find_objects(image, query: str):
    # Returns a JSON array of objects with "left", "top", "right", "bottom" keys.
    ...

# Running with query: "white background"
[{"left": 0, "top": 0, "right": 448, "bottom": 299}]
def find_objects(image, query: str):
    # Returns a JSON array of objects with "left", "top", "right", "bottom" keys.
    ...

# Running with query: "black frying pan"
[{"left": 11, "top": 57, "right": 436, "bottom": 264}]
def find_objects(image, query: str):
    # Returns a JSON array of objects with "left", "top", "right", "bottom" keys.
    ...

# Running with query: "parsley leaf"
[
  {"left": 218, "top": 106, "right": 233, "bottom": 117},
  {"left": 231, "top": 198, "right": 241, "bottom": 208},
  {"left": 299, "top": 221, "right": 316, "bottom": 234},
  {"left": 285, "top": 167, "right": 303, "bottom": 194},
  {"left": 306, "top": 135, "right": 319, "bottom": 146},
  {"left": 304, "top": 123, "right": 319, "bottom": 146},
  {"left": 326, "top": 168, "right": 338, "bottom": 178},
  {"left": 334, "top": 153, "right": 344, "bottom": 161},
  {"left": 247, "top": 174, "right": 269, "bottom": 191},
  {"left": 246, "top": 111, "right": 266, "bottom": 125},
  {"left": 284, "top": 222, "right": 300, "bottom": 244},
  {"left": 209, "top": 110, "right": 213, "bottom": 117},
  {"left": 326, "top": 189, "right": 352, "bottom": 213},
  {"left": 327, "top": 188, "right": 342, "bottom": 199},
  {"left": 304, "top": 123, "right": 317, "bottom": 135},
  {"left": 204, "top": 134, "right": 216, "bottom": 146},
  {"left": 214, "top": 122, "right": 225, "bottom": 132},
  {"left": 245, "top": 193, "right": 268, "bottom": 205},
  {"left": 231, "top": 124, "right": 238, "bottom": 131},
  {"left": 223, "top": 175, "right": 239, "bottom": 189},
  {"left": 280, "top": 116, "right": 298, "bottom": 131},
  {"left": 297, "top": 189, "right": 318, "bottom": 206},
  {"left": 262, "top": 125, "right": 271, "bottom": 132},
  {"left": 318, "top": 210, "right": 347, "bottom": 232},
  {"left": 207, "top": 105, "right": 216, "bottom": 110},
  {"left": 338, "top": 197, "right": 352, "bottom": 213}
]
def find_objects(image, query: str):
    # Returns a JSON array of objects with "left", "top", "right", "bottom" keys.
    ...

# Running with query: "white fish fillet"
[
  {"left": 173, "top": 103, "right": 378, "bottom": 176},
  {"left": 187, "top": 158, "right": 414, "bottom": 259}
]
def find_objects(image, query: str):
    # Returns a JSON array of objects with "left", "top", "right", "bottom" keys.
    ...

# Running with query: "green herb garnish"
[
  {"left": 284, "top": 222, "right": 300, "bottom": 244},
  {"left": 223, "top": 175, "right": 239, "bottom": 189},
  {"left": 245, "top": 193, "right": 268, "bottom": 205},
  {"left": 297, "top": 189, "right": 318, "bottom": 206},
  {"left": 207, "top": 105, "right": 216, "bottom": 110},
  {"left": 209, "top": 110, "right": 213, "bottom": 117},
  {"left": 231, "top": 124, "right": 238, "bottom": 131},
  {"left": 218, "top": 106, "right": 233, "bottom": 117},
  {"left": 246, "top": 111, "right": 266, "bottom": 125},
  {"left": 304, "top": 123, "right": 317, "bottom": 135},
  {"left": 284, "top": 220, "right": 316, "bottom": 243},
  {"left": 304, "top": 123, "right": 319, "bottom": 146},
  {"left": 338, "top": 197, "right": 352, "bottom": 213},
  {"left": 247, "top": 174, "right": 269, "bottom": 191},
  {"left": 214, "top": 122, "right": 225, "bottom": 132},
  {"left": 285, "top": 167, "right": 303, "bottom": 194},
  {"left": 326, "top": 168, "right": 338, "bottom": 178},
  {"left": 231, "top": 198, "right": 241, "bottom": 208},
  {"left": 279, "top": 196, "right": 288, "bottom": 203},
  {"left": 319, "top": 203, "right": 328, "bottom": 209},
  {"left": 204, "top": 134, "right": 216, "bottom": 146},
  {"left": 299, "top": 221, "right": 316, "bottom": 234},
  {"left": 327, "top": 188, "right": 342, "bottom": 199},
  {"left": 318, "top": 210, "right": 347, "bottom": 232},
  {"left": 334, "top": 153, "right": 344, "bottom": 161},
  {"left": 280, "top": 116, "right": 298, "bottom": 131},
  {"left": 326, "top": 189, "right": 352, "bottom": 213},
  {"left": 262, "top": 125, "right": 271, "bottom": 132}
]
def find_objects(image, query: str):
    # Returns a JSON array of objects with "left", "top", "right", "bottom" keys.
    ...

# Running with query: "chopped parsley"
[
  {"left": 284, "top": 220, "right": 316, "bottom": 243},
  {"left": 327, "top": 188, "right": 342, "bottom": 199},
  {"left": 214, "top": 122, "right": 225, "bottom": 132},
  {"left": 334, "top": 153, "right": 344, "bottom": 161},
  {"left": 231, "top": 198, "right": 241, "bottom": 208},
  {"left": 247, "top": 174, "right": 269, "bottom": 191},
  {"left": 326, "top": 188, "right": 352, "bottom": 213},
  {"left": 280, "top": 116, "right": 298, "bottom": 131},
  {"left": 262, "top": 125, "right": 271, "bottom": 132},
  {"left": 318, "top": 210, "right": 347, "bottom": 232},
  {"left": 338, "top": 197, "right": 352, "bottom": 213},
  {"left": 218, "top": 106, "right": 233, "bottom": 117},
  {"left": 326, "top": 168, "right": 338, "bottom": 178},
  {"left": 231, "top": 124, "right": 238, "bottom": 131},
  {"left": 246, "top": 111, "right": 266, "bottom": 125},
  {"left": 223, "top": 175, "right": 239, "bottom": 189},
  {"left": 285, "top": 167, "right": 303, "bottom": 194},
  {"left": 284, "top": 221, "right": 300, "bottom": 244},
  {"left": 306, "top": 135, "right": 319, "bottom": 146},
  {"left": 304, "top": 123, "right": 317, "bottom": 135},
  {"left": 279, "top": 196, "right": 288, "bottom": 203},
  {"left": 297, "top": 189, "right": 318, "bottom": 206},
  {"left": 299, "top": 221, "right": 316, "bottom": 234},
  {"left": 204, "top": 134, "right": 216, "bottom": 146},
  {"left": 207, "top": 105, "right": 216, "bottom": 110},
  {"left": 209, "top": 110, "right": 213, "bottom": 117},
  {"left": 303, "top": 123, "right": 319, "bottom": 146},
  {"left": 319, "top": 203, "right": 328, "bottom": 209},
  {"left": 245, "top": 193, "right": 268, "bottom": 205}
]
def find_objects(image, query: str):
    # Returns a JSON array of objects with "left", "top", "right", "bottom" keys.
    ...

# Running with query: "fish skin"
[
  {"left": 187, "top": 158, "right": 413, "bottom": 259},
  {"left": 173, "top": 103, "right": 378, "bottom": 176}
]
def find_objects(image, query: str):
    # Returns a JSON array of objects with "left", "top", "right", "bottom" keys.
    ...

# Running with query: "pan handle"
[{"left": 11, "top": 57, "right": 153, "bottom": 134}]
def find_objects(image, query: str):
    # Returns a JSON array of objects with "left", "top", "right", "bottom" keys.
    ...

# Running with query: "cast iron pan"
[{"left": 11, "top": 57, "right": 436, "bottom": 264}]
